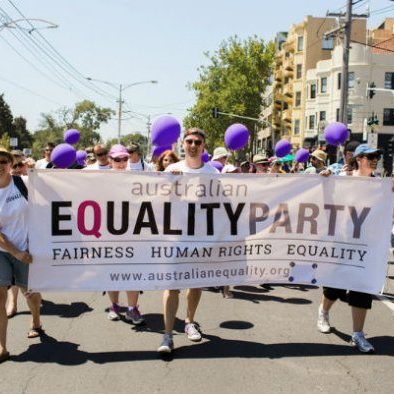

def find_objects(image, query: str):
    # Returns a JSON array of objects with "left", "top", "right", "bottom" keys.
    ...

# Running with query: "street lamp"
[
  {"left": 86, "top": 77, "right": 158, "bottom": 142},
  {"left": 0, "top": 18, "right": 58, "bottom": 33}
]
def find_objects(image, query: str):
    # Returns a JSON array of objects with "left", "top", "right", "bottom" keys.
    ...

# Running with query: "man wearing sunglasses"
[
  {"left": 85, "top": 144, "right": 111, "bottom": 170},
  {"left": 126, "top": 143, "right": 153, "bottom": 172},
  {"left": 158, "top": 128, "right": 218, "bottom": 354}
]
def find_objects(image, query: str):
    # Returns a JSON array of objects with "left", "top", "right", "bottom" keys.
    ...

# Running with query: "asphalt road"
[{"left": 1, "top": 273, "right": 394, "bottom": 394}]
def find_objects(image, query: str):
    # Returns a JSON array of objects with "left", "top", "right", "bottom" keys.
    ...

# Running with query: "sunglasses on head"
[
  {"left": 95, "top": 151, "right": 108, "bottom": 157},
  {"left": 13, "top": 162, "right": 25, "bottom": 169},
  {"left": 45, "top": 148, "right": 53, "bottom": 152},
  {"left": 112, "top": 157, "right": 128, "bottom": 163},
  {"left": 184, "top": 139, "right": 203, "bottom": 146}
]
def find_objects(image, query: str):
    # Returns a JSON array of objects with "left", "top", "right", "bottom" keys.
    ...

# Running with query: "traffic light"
[
  {"left": 212, "top": 107, "right": 220, "bottom": 118},
  {"left": 367, "top": 114, "right": 379, "bottom": 126},
  {"left": 367, "top": 82, "right": 376, "bottom": 99}
]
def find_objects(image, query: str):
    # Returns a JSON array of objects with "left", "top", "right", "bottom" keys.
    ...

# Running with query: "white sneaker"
[
  {"left": 185, "top": 322, "right": 202, "bottom": 342},
  {"left": 317, "top": 306, "right": 331, "bottom": 333},
  {"left": 351, "top": 332, "right": 375, "bottom": 353}
]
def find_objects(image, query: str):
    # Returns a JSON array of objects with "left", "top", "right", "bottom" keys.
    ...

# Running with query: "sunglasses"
[
  {"left": 0, "top": 159, "right": 10, "bottom": 165},
  {"left": 184, "top": 139, "right": 203, "bottom": 146},
  {"left": 364, "top": 154, "right": 381, "bottom": 161},
  {"left": 111, "top": 157, "right": 128, "bottom": 163},
  {"left": 13, "top": 162, "right": 25, "bottom": 169},
  {"left": 95, "top": 151, "right": 108, "bottom": 157}
]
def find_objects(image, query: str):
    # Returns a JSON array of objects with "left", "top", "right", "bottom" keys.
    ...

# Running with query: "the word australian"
[{"left": 51, "top": 200, "right": 371, "bottom": 239}]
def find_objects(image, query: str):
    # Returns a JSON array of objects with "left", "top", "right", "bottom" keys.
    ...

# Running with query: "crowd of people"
[{"left": 0, "top": 128, "right": 386, "bottom": 362}]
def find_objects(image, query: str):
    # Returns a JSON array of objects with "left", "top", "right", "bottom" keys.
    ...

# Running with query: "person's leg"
[
  {"left": 163, "top": 290, "right": 179, "bottom": 334},
  {"left": 0, "top": 287, "right": 8, "bottom": 356},
  {"left": 108, "top": 291, "right": 119, "bottom": 304},
  {"left": 317, "top": 287, "right": 344, "bottom": 333},
  {"left": 107, "top": 291, "right": 121, "bottom": 320},
  {"left": 158, "top": 290, "right": 179, "bottom": 353},
  {"left": 185, "top": 288, "right": 202, "bottom": 324},
  {"left": 320, "top": 294, "right": 336, "bottom": 313},
  {"left": 352, "top": 306, "right": 367, "bottom": 332},
  {"left": 20, "top": 288, "right": 42, "bottom": 329},
  {"left": 125, "top": 291, "right": 144, "bottom": 324},
  {"left": 6, "top": 286, "right": 18, "bottom": 317}
]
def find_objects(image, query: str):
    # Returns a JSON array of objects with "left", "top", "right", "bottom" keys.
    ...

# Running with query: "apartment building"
[
  {"left": 304, "top": 43, "right": 394, "bottom": 149},
  {"left": 259, "top": 15, "right": 367, "bottom": 152}
]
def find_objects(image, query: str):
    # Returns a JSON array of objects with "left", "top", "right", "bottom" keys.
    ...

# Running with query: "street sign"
[
  {"left": 367, "top": 133, "right": 378, "bottom": 149},
  {"left": 10, "top": 137, "right": 18, "bottom": 147}
]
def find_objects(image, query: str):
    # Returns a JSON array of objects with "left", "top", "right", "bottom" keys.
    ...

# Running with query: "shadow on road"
[
  {"left": 17, "top": 300, "right": 93, "bottom": 319},
  {"left": 11, "top": 329, "right": 394, "bottom": 365}
]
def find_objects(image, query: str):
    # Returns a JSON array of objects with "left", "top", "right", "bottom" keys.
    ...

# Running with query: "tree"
[
  {"left": 33, "top": 101, "right": 114, "bottom": 158},
  {"left": 0, "top": 94, "right": 13, "bottom": 138},
  {"left": 184, "top": 36, "right": 274, "bottom": 155},
  {"left": 13, "top": 116, "right": 33, "bottom": 149}
]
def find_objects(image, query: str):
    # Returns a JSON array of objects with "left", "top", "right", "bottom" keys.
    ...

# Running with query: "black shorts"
[{"left": 323, "top": 287, "right": 372, "bottom": 309}]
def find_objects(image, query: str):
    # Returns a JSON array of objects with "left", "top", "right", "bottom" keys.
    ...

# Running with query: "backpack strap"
[
  {"left": 12, "top": 175, "right": 28, "bottom": 200},
  {"left": 141, "top": 159, "right": 145, "bottom": 171}
]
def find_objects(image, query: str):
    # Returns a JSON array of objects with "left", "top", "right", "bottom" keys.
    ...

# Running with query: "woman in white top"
[{"left": 0, "top": 149, "right": 42, "bottom": 364}]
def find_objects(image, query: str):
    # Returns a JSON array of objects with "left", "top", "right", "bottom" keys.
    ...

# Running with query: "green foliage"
[
  {"left": 0, "top": 133, "right": 11, "bottom": 150},
  {"left": 184, "top": 36, "right": 274, "bottom": 155},
  {"left": 106, "top": 133, "right": 148, "bottom": 155},
  {"left": 33, "top": 101, "right": 114, "bottom": 158}
]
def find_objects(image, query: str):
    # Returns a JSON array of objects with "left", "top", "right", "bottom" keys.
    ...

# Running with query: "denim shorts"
[{"left": 0, "top": 250, "right": 29, "bottom": 288}]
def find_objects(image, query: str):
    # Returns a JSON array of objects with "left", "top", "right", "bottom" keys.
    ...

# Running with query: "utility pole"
[
  {"left": 117, "top": 84, "right": 124, "bottom": 143},
  {"left": 326, "top": 0, "right": 369, "bottom": 125}
]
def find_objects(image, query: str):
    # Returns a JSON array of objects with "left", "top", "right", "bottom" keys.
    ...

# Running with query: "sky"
[{"left": 0, "top": 0, "right": 393, "bottom": 142}]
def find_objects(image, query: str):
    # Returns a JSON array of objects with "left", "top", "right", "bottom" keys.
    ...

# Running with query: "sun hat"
[
  {"left": 109, "top": 144, "right": 129, "bottom": 158},
  {"left": 310, "top": 149, "right": 327, "bottom": 162},
  {"left": 252, "top": 154, "right": 269, "bottom": 164},
  {"left": 212, "top": 147, "right": 230, "bottom": 161}
]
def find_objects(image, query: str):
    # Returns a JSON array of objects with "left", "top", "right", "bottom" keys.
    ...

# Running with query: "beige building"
[
  {"left": 305, "top": 43, "right": 394, "bottom": 148},
  {"left": 259, "top": 15, "right": 367, "bottom": 152}
]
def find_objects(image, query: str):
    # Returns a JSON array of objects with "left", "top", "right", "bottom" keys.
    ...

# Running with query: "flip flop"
[
  {"left": 0, "top": 352, "right": 10, "bottom": 364},
  {"left": 27, "top": 326, "right": 45, "bottom": 339},
  {"left": 7, "top": 310, "right": 17, "bottom": 319}
]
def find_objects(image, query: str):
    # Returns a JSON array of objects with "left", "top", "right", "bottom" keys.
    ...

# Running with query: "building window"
[
  {"left": 336, "top": 108, "right": 340, "bottom": 121},
  {"left": 383, "top": 109, "right": 394, "bottom": 126},
  {"left": 294, "top": 119, "right": 300, "bottom": 135},
  {"left": 309, "top": 115, "right": 315, "bottom": 130},
  {"left": 284, "top": 76, "right": 289, "bottom": 84},
  {"left": 337, "top": 73, "right": 341, "bottom": 90},
  {"left": 310, "top": 84, "right": 316, "bottom": 99},
  {"left": 320, "top": 111, "right": 326, "bottom": 121},
  {"left": 347, "top": 107, "right": 353, "bottom": 124},
  {"left": 296, "top": 64, "right": 302, "bottom": 79},
  {"left": 385, "top": 72, "right": 394, "bottom": 89},
  {"left": 322, "top": 36, "right": 334, "bottom": 50},
  {"left": 320, "top": 77, "right": 327, "bottom": 93},
  {"left": 297, "top": 36, "right": 304, "bottom": 51},
  {"left": 348, "top": 72, "right": 355, "bottom": 88},
  {"left": 295, "top": 91, "right": 301, "bottom": 107}
]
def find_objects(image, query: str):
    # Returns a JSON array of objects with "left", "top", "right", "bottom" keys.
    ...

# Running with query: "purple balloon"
[
  {"left": 224, "top": 123, "right": 249, "bottom": 151},
  {"left": 324, "top": 122, "right": 349, "bottom": 146},
  {"left": 209, "top": 160, "right": 224, "bottom": 171},
  {"left": 201, "top": 150, "right": 209, "bottom": 163},
  {"left": 152, "top": 145, "right": 172, "bottom": 157},
  {"left": 295, "top": 148, "right": 310, "bottom": 163},
  {"left": 64, "top": 129, "right": 80, "bottom": 145},
  {"left": 76, "top": 150, "right": 87, "bottom": 165},
  {"left": 51, "top": 143, "right": 76, "bottom": 168},
  {"left": 275, "top": 139, "right": 292, "bottom": 158},
  {"left": 151, "top": 116, "right": 181, "bottom": 146}
]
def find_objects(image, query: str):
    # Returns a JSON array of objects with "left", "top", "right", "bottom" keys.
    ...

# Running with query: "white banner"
[{"left": 28, "top": 169, "right": 393, "bottom": 294}]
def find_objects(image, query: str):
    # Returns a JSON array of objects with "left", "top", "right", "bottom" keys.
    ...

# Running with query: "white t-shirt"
[
  {"left": 35, "top": 158, "right": 50, "bottom": 169},
  {"left": 128, "top": 160, "right": 154, "bottom": 172},
  {"left": 165, "top": 161, "right": 219, "bottom": 174},
  {"left": 0, "top": 177, "right": 28, "bottom": 252},
  {"left": 84, "top": 162, "right": 111, "bottom": 170}
]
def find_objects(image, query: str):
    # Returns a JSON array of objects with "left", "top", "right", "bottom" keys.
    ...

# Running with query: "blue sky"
[{"left": 0, "top": 0, "right": 393, "bottom": 141}]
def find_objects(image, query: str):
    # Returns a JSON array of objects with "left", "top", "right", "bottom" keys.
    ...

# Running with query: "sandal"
[
  {"left": 27, "top": 326, "right": 45, "bottom": 339},
  {"left": 0, "top": 351, "right": 10, "bottom": 364},
  {"left": 7, "top": 310, "right": 17, "bottom": 319}
]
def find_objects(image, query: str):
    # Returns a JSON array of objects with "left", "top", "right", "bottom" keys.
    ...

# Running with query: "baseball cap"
[
  {"left": 183, "top": 128, "right": 206, "bottom": 140},
  {"left": 212, "top": 147, "right": 230, "bottom": 161},
  {"left": 310, "top": 149, "right": 327, "bottom": 162},
  {"left": 109, "top": 144, "right": 129, "bottom": 158},
  {"left": 240, "top": 160, "right": 250, "bottom": 167},
  {"left": 353, "top": 144, "right": 383, "bottom": 158}
]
